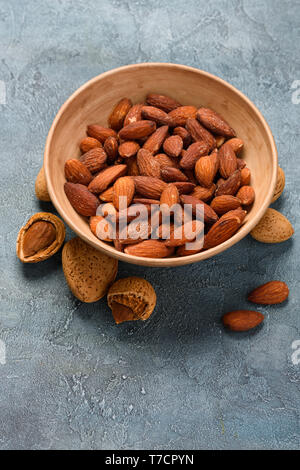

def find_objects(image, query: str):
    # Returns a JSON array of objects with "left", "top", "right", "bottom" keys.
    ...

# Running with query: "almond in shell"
[{"left": 250, "top": 208, "right": 294, "bottom": 243}]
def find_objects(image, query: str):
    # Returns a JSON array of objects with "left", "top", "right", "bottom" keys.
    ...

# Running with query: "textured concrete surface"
[{"left": 0, "top": 0, "right": 299, "bottom": 450}]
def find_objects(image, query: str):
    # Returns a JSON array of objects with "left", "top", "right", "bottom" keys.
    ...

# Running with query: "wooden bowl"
[{"left": 44, "top": 63, "right": 277, "bottom": 267}]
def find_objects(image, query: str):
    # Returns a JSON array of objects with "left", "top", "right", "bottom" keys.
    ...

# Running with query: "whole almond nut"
[
  {"left": 210, "top": 195, "right": 241, "bottom": 215},
  {"left": 146, "top": 93, "right": 181, "bottom": 112},
  {"left": 64, "top": 182, "right": 100, "bottom": 216},
  {"left": 88, "top": 164, "right": 127, "bottom": 194},
  {"left": 250, "top": 208, "right": 294, "bottom": 243},
  {"left": 119, "top": 141, "right": 140, "bottom": 159},
  {"left": 163, "top": 135, "right": 183, "bottom": 157},
  {"left": 113, "top": 176, "right": 135, "bottom": 210},
  {"left": 173, "top": 127, "right": 192, "bottom": 148},
  {"left": 64, "top": 159, "right": 93, "bottom": 185},
  {"left": 168, "top": 106, "right": 197, "bottom": 127},
  {"left": 247, "top": 281, "right": 289, "bottom": 305},
  {"left": 16, "top": 212, "right": 65, "bottom": 263},
  {"left": 108, "top": 98, "right": 132, "bottom": 130},
  {"left": 236, "top": 185, "right": 255, "bottom": 205},
  {"left": 271, "top": 167, "right": 285, "bottom": 203},
  {"left": 35, "top": 167, "right": 51, "bottom": 202},
  {"left": 226, "top": 137, "right": 244, "bottom": 155},
  {"left": 215, "top": 170, "right": 241, "bottom": 196},
  {"left": 185, "top": 118, "right": 216, "bottom": 151},
  {"left": 80, "top": 147, "right": 107, "bottom": 173},
  {"left": 220, "top": 208, "right": 246, "bottom": 223},
  {"left": 155, "top": 153, "right": 180, "bottom": 169},
  {"left": 196, "top": 108, "right": 236, "bottom": 137},
  {"left": 240, "top": 167, "right": 251, "bottom": 186},
  {"left": 133, "top": 176, "right": 167, "bottom": 199},
  {"left": 219, "top": 143, "right": 238, "bottom": 178},
  {"left": 161, "top": 166, "right": 188, "bottom": 183},
  {"left": 204, "top": 215, "right": 242, "bottom": 249},
  {"left": 80, "top": 137, "right": 102, "bottom": 153},
  {"left": 222, "top": 310, "right": 264, "bottom": 331},
  {"left": 87, "top": 124, "right": 117, "bottom": 143},
  {"left": 143, "top": 125, "right": 169, "bottom": 154},
  {"left": 160, "top": 183, "right": 180, "bottom": 209},
  {"left": 62, "top": 237, "right": 118, "bottom": 302},
  {"left": 124, "top": 240, "right": 174, "bottom": 258},
  {"left": 191, "top": 184, "right": 216, "bottom": 202},
  {"left": 137, "top": 149, "right": 161, "bottom": 178},
  {"left": 104, "top": 136, "right": 119, "bottom": 163},
  {"left": 180, "top": 194, "right": 218, "bottom": 224},
  {"left": 180, "top": 141, "right": 209, "bottom": 170},
  {"left": 124, "top": 103, "right": 144, "bottom": 127},
  {"left": 119, "top": 120, "right": 156, "bottom": 140},
  {"left": 141, "top": 106, "right": 171, "bottom": 126},
  {"left": 195, "top": 154, "right": 217, "bottom": 187}
]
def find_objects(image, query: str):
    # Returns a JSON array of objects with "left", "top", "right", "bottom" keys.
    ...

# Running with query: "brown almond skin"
[
  {"left": 241, "top": 167, "right": 251, "bottom": 186},
  {"left": 195, "top": 155, "right": 217, "bottom": 188},
  {"left": 133, "top": 176, "right": 167, "bottom": 199},
  {"left": 237, "top": 159, "right": 247, "bottom": 170},
  {"left": 220, "top": 208, "right": 246, "bottom": 223},
  {"left": 180, "top": 194, "right": 218, "bottom": 224},
  {"left": 124, "top": 240, "right": 174, "bottom": 258},
  {"left": 196, "top": 108, "right": 236, "bottom": 137},
  {"left": 146, "top": 93, "right": 181, "bottom": 112},
  {"left": 163, "top": 135, "right": 183, "bottom": 157},
  {"left": 87, "top": 124, "right": 117, "bottom": 143},
  {"left": 119, "top": 120, "right": 156, "bottom": 140},
  {"left": 247, "top": 281, "right": 289, "bottom": 305},
  {"left": 123, "top": 103, "right": 144, "bottom": 127},
  {"left": 64, "top": 182, "right": 100, "bottom": 216},
  {"left": 79, "top": 137, "right": 102, "bottom": 153},
  {"left": 137, "top": 149, "right": 161, "bottom": 178},
  {"left": 219, "top": 143, "right": 238, "bottom": 178},
  {"left": 64, "top": 159, "right": 93, "bottom": 185},
  {"left": 108, "top": 98, "right": 132, "bottom": 130},
  {"left": 236, "top": 185, "right": 255, "bottom": 205},
  {"left": 204, "top": 216, "right": 241, "bottom": 249},
  {"left": 191, "top": 184, "right": 216, "bottom": 202},
  {"left": 222, "top": 310, "right": 264, "bottom": 332},
  {"left": 173, "top": 127, "right": 192, "bottom": 148},
  {"left": 119, "top": 141, "right": 140, "bottom": 159},
  {"left": 126, "top": 156, "right": 140, "bottom": 176},
  {"left": 143, "top": 125, "right": 169, "bottom": 154},
  {"left": 226, "top": 138, "right": 244, "bottom": 155},
  {"left": 22, "top": 221, "right": 56, "bottom": 257},
  {"left": 185, "top": 118, "right": 216, "bottom": 151},
  {"left": 88, "top": 165, "right": 127, "bottom": 194},
  {"left": 160, "top": 183, "right": 180, "bottom": 208},
  {"left": 141, "top": 106, "right": 171, "bottom": 126},
  {"left": 215, "top": 170, "right": 241, "bottom": 196},
  {"left": 180, "top": 141, "right": 209, "bottom": 170},
  {"left": 161, "top": 166, "right": 188, "bottom": 183},
  {"left": 210, "top": 195, "right": 241, "bottom": 215},
  {"left": 155, "top": 153, "right": 180, "bottom": 169},
  {"left": 104, "top": 136, "right": 119, "bottom": 163},
  {"left": 173, "top": 182, "right": 195, "bottom": 194},
  {"left": 79, "top": 147, "right": 107, "bottom": 173},
  {"left": 113, "top": 176, "right": 135, "bottom": 210},
  {"left": 99, "top": 186, "right": 114, "bottom": 202}
]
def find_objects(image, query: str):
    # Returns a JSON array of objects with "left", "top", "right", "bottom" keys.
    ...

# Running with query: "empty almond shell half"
[
  {"left": 107, "top": 277, "right": 156, "bottom": 324},
  {"left": 16, "top": 212, "right": 65, "bottom": 263}
]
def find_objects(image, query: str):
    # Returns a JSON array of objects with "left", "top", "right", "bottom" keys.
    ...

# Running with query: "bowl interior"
[{"left": 44, "top": 63, "right": 277, "bottom": 267}]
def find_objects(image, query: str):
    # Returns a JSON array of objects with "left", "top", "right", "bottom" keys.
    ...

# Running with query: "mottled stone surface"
[{"left": 0, "top": 0, "right": 299, "bottom": 450}]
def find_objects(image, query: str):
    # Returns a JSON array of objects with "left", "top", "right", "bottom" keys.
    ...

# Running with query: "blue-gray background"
[{"left": 0, "top": 0, "right": 299, "bottom": 450}]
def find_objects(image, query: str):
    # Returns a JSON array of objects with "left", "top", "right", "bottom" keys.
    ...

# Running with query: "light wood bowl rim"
[{"left": 44, "top": 63, "right": 278, "bottom": 267}]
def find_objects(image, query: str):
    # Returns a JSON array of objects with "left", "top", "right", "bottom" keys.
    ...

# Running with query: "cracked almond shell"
[
  {"left": 62, "top": 237, "right": 118, "bottom": 303},
  {"left": 107, "top": 277, "right": 156, "bottom": 324},
  {"left": 16, "top": 212, "right": 65, "bottom": 263}
]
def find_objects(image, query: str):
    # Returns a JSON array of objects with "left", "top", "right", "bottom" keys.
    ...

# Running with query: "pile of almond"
[{"left": 63, "top": 93, "right": 256, "bottom": 258}]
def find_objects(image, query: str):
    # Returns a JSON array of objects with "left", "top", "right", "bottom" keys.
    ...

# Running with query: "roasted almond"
[
  {"left": 22, "top": 221, "right": 56, "bottom": 258},
  {"left": 219, "top": 143, "right": 238, "bottom": 178},
  {"left": 191, "top": 184, "right": 216, "bottom": 202},
  {"left": 89, "top": 216, "right": 113, "bottom": 241},
  {"left": 155, "top": 153, "right": 180, "bottom": 169},
  {"left": 141, "top": 105, "right": 171, "bottom": 126},
  {"left": 180, "top": 141, "right": 209, "bottom": 170},
  {"left": 237, "top": 159, "right": 246, "bottom": 170},
  {"left": 222, "top": 310, "right": 264, "bottom": 331},
  {"left": 160, "top": 183, "right": 180, "bottom": 209},
  {"left": 64, "top": 182, "right": 100, "bottom": 216},
  {"left": 113, "top": 176, "right": 135, "bottom": 210},
  {"left": 173, "top": 127, "right": 192, "bottom": 148},
  {"left": 137, "top": 149, "right": 161, "bottom": 178},
  {"left": 79, "top": 147, "right": 107, "bottom": 173},
  {"left": 226, "top": 137, "right": 244, "bottom": 155},
  {"left": 195, "top": 154, "right": 218, "bottom": 188},
  {"left": 64, "top": 159, "right": 93, "bottom": 185},
  {"left": 161, "top": 166, "right": 188, "bottom": 183},
  {"left": 165, "top": 220, "right": 204, "bottom": 247},
  {"left": 240, "top": 167, "right": 251, "bottom": 186},
  {"left": 173, "top": 182, "right": 195, "bottom": 194},
  {"left": 142, "top": 125, "right": 169, "bottom": 154},
  {"left": 108, "top": 98, "right": 132, "bottom": 130},
  {"left": 203, "top": 215, "right": 241, "bottom": 249},
  {"left": 99, "top": 186, "right": 114, "bottom": 202},
  {"left": 88, "top": 164, "right": 127, "bottom": 194},
  {"left": 250, "top": 208, "right": 294, "bottom": 243},
  {"left": 215, "top": 170, "right": 241, "bottom": 196},
  {"left": 119, "top": 120, "right": 156, "bottom": 140},
  {"left": 248, "top": 281, "right": 289, "bottom": 305},
  {"left": 185, "top": 118, "right": 216, "bottom": 151},
  {"left": 146, "top": 93, "right": 181, "bottom": 112},
  {"left": 104, "top": 136, "right": 119, "bottom": 163},
  {"left": 168, "top": 106, "right": 197, "bottom": 127},
  {"left": 219, "top": 208, "right": 246, "bottom": 223},
  {"left": 180, "top": 194, "right": 218, "bottom": 224},
  {"left": 124, "top": 240, "right": 174, "bottom": 258},
  {"left": 163, "top": 135, "right": 183, "bottom": 157},
  {"left": 132, "top": 176, "right": 167, "bottom": 199},
  {"left": 123, "top": 103, "right": 144, "bottom": 127},
  {"left": 118, "top": 141, "right": 140, "bottom": 159},
  {"left": 87, "top": 124, "right": 117, "bottom": 143},
  {"left": 79, "top": 137, "right": 102, "bottom": 153},
  {"left": 236, "top": 185, "right": 255, "bottom": 205},
  {"left": 196, "top": 108, "right": 236, "bottom": 137},
  {"left": 210, "top": 195, "right": 241, "bottom": 215}
]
